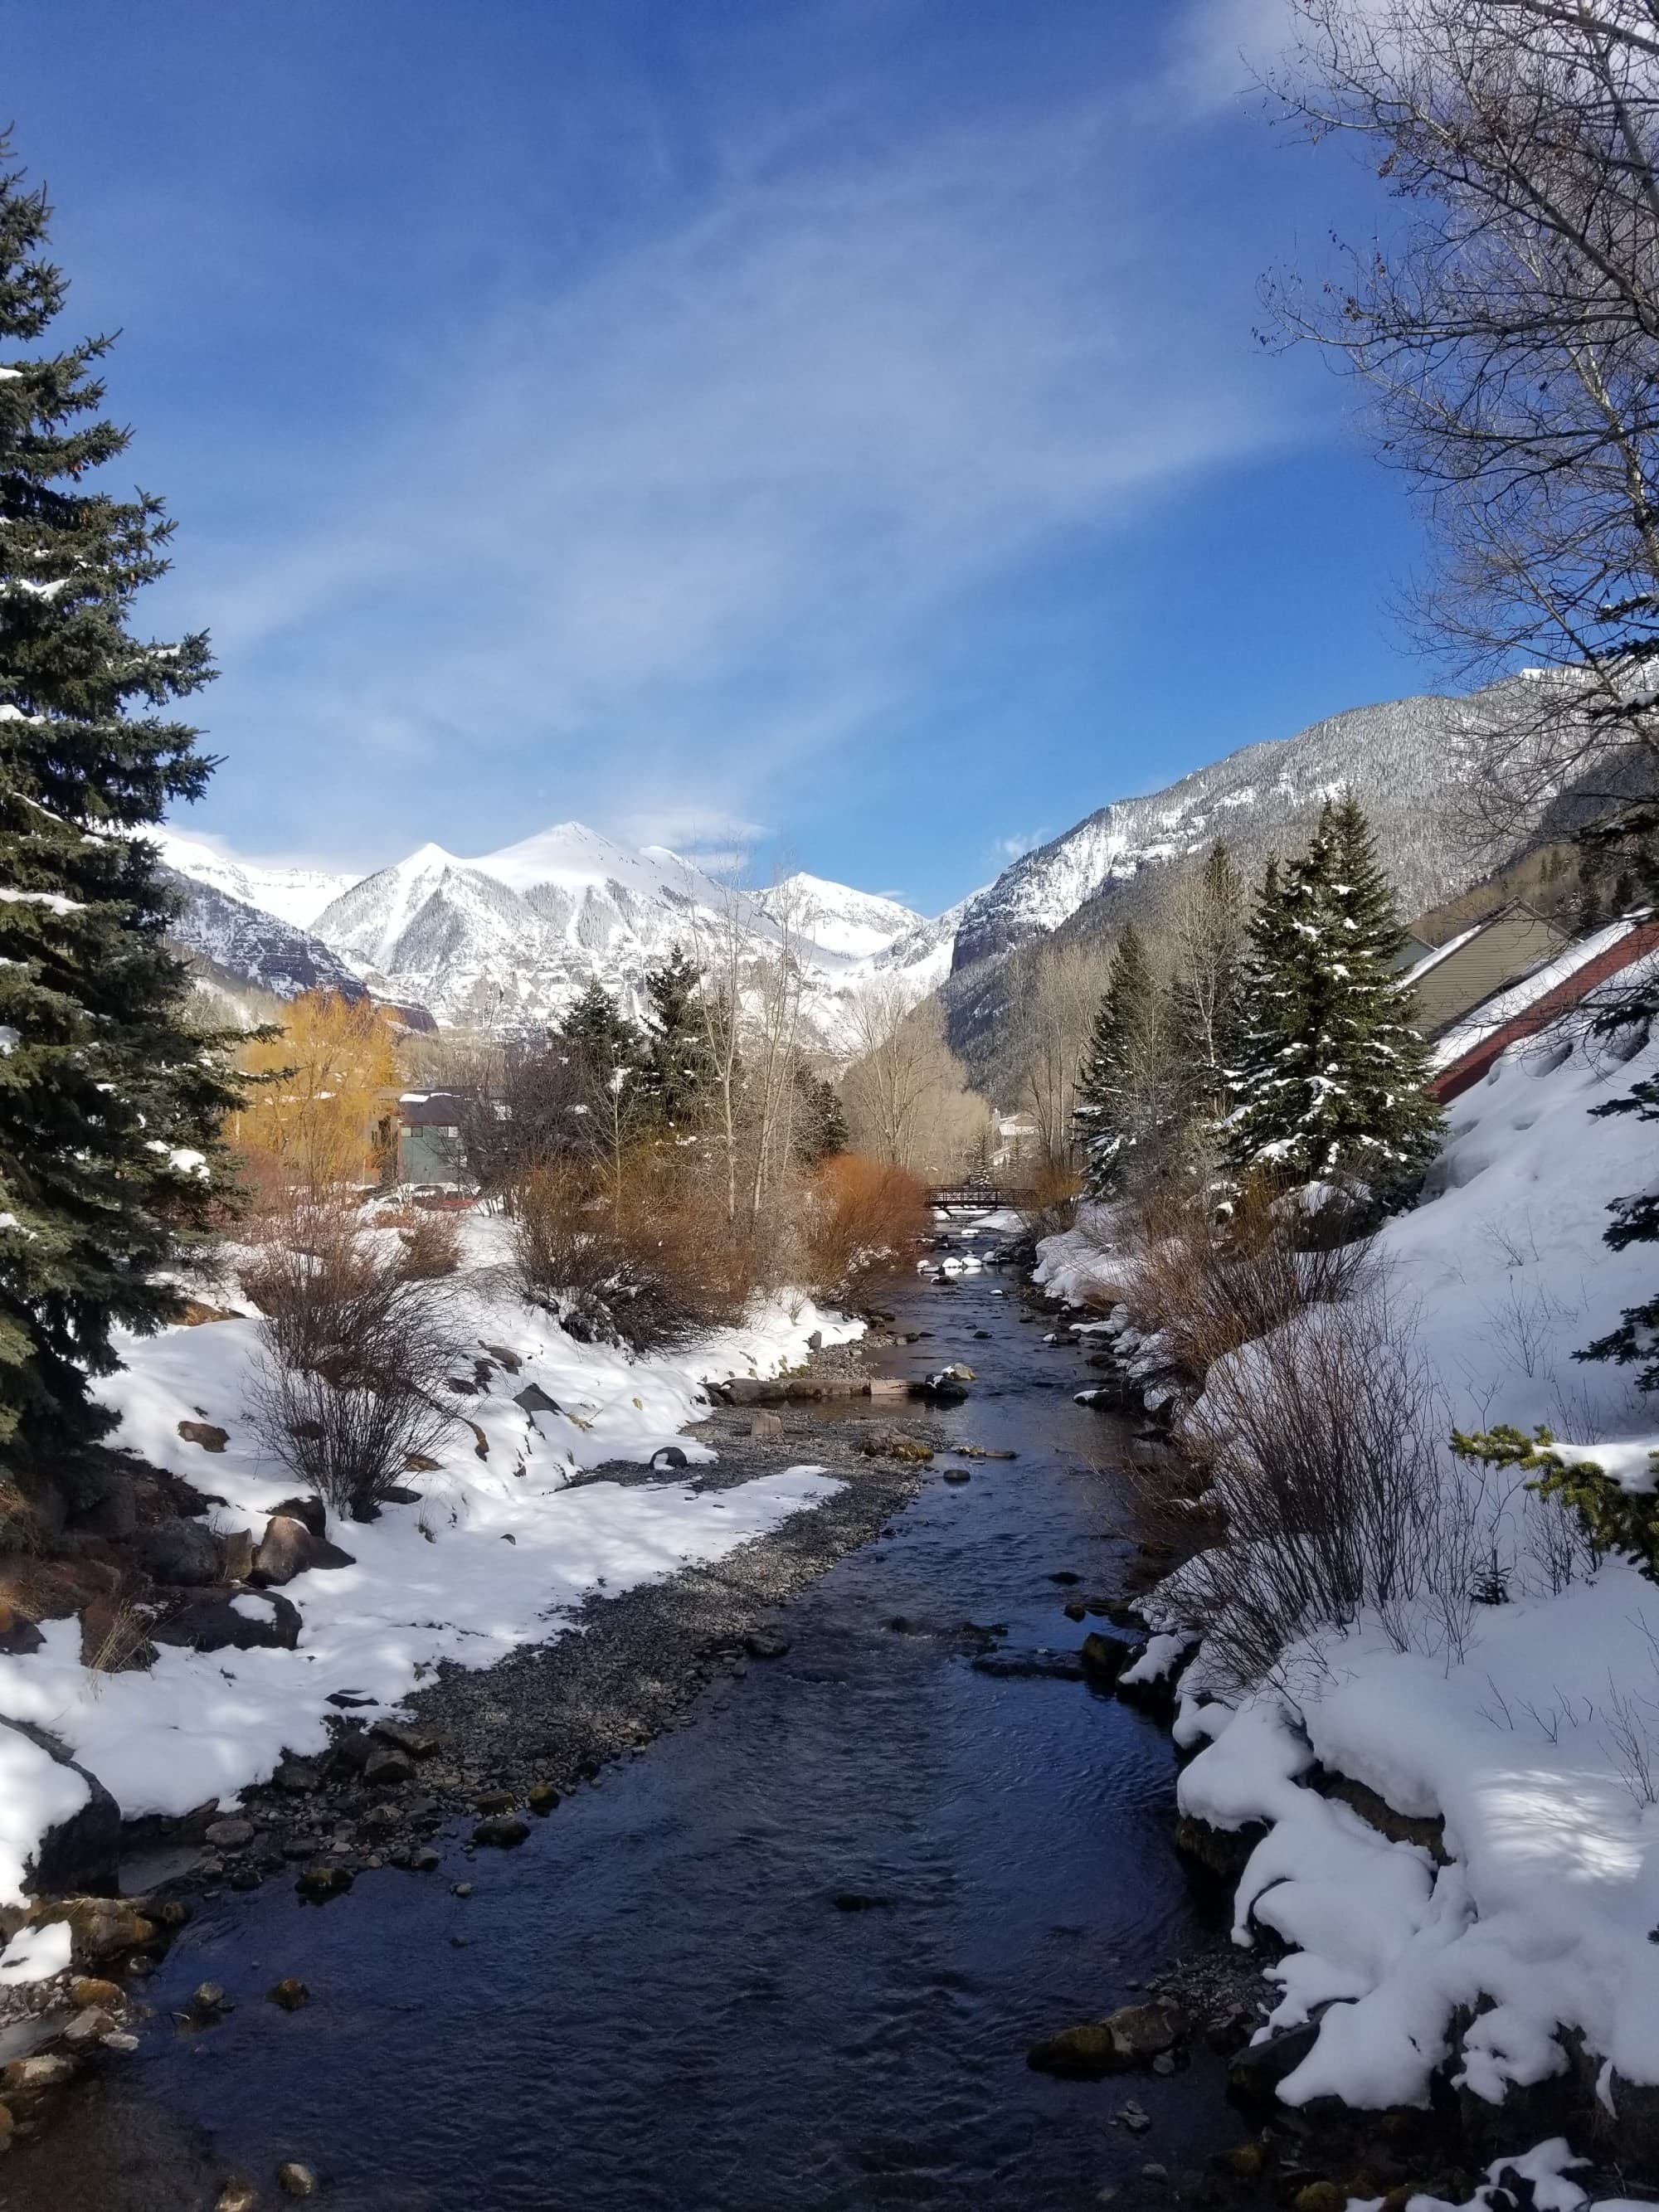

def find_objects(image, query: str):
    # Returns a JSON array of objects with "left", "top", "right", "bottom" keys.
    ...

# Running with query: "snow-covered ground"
[
  {"left": 0, "top": 1213, "right": 859, "bottom": 1904},
  {"left": 1039, "top": 982, "right": 1659, "bottom": 2133}
]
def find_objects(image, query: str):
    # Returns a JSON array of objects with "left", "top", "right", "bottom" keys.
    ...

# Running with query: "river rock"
[
  {"left": 528, "top": 1782, "right": 559, "bottom": 1812},
  {"left": 0, "top": 1604, "right": 43, "bottom": 1655},
  {"left": 204, "top": 1818, "right": 255, "bottom": 1851},
  {"left": 61, "top": 2005, "right": 116, "bottom": 2049},
  {"left": 295, "top": 1864, "right": 353, "bottom": 1902},
  {"left": 251, "top": 1514, "right": 356, "bottom": 1586},
  {"left": 749, "top": 1411, "right": 784, "bottom": 1441},
  {"left": 190, "top": 1981, "right": 230, "bottom": 2020},
  {"left": 2, "top": 2053, "right": 77, "bottom": 2096},
  {"left": 276, "top": 2161, "right": 319, "bottom": 2198},
  {"left": 971, "top": 1647, "right": 1087, "bottom": 1681},
  {"left": 269, "top": 1977, "right": 310, "bottom": 2010},
  {"left": 1225, "top": 2018, "right": 1321, "bottom": 2101},
  {"left": 138, "top": 1518, "right": 221, "bottom": 1586},
  {"left": 364, "top": 1745, "right": 416, "bottom": 1786},
  {"left": 743, "top": 1631, "right": 790, "bottom": 1660},
  {"left": 272, "top": 1757, "right": 322, "bottom": 1794},
  {"left": 649, "top": 1445, "right": 688, "bottom": 1471},
  {"left": 941, "top": 1467, "right": 971, "bottom": 1485},
  {"left": 1079, "top": 1632, "right": 1134, "bottom": 1684},
  {"left": 214, "top": 2183, "right": 259, "bottom": 2212},
  {"left": 69, "top": 1976, "right": 121, "bottom": 2008},
  {"left": 371, "top": 1719, "right": 442, "bottom": 1760},
  {"left": 1027, "top": 2001, "right": 1189, "bottom": 2078},
  {"left": 473, "top": 1815, "right": 529, "bottom": 1848}
]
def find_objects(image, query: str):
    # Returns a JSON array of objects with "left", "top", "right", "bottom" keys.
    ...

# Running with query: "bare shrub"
[
  {"left": 1126, "top": 1180, "right": 1376, "bottom": 1386},
  {"left": 391, "top": 1207, "right": 462, "bottom": 1281},
  {"left": 1175, "top": 1283, "right": 1467, "bottom": 1690},
  {"left": 803, "top": 1153, "right": 930, "bottom": 1297},
  {"left": 245, "top": 1204, "right": 460, "bottom": 1521},
  {"left": 514, "top": 1152, "right": 754, "bottom": 1354}
]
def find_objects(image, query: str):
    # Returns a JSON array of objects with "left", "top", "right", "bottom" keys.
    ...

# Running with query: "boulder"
[
  {"left": 272, "top": 1757, "right": 322, "bottom": 1794},
  {"left": 176, "top": 1419, "right": 229, "bottom": 1453},
  {"left": 722, "top": 1377, "right": 779, "bottom": 1406},
  {"left": 2, "top": 1719, "right": 120, "bottom": 1897},
  {"left": 941, "top": 1468, "right": 971, "bottom": 1485},
  {"left": 1027, "top": 2001, "right": 1189, "bottom": 2078},
  {"left": 251, "top": 1514, "right": 355, "bottom": 1587},
  {"left": 364, "top": 1746, "right": 416, "bottom": 1787},
  {"left": 138, "top": 1518, "right": 221, "bottom": 1586},
  {"left": 743, "top": 1631, "right": 790, "bottom": 1660},
  {"left": 61, "top": 2005, "right": 115, "bottom": 2049},
  {"left": 749, "top": 1411, "right": 784, "bottom": 1441},
  {"left": 276, "top": 2162, "right": 319, "bottom": 2199},
  {"left": 1226, "top": 2019, "right": 1321, "bottom": 2102},
  {"left": 153, "top": 1588, "right": 301, "bottom": 1653},
  {"left": 649, "top": 1446, "right": 688, "bottom": 1471},
  {"left": 270, "top": 1494, "right": 327, "bottom": 1539}
]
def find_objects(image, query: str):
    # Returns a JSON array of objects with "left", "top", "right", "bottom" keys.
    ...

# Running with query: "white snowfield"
[
  {"left": 0, "top": 1213, "right": 859, "bottom": 1904},
  {"left": 1041, "top": 970, "right": 1659, "bottom": 2124}
]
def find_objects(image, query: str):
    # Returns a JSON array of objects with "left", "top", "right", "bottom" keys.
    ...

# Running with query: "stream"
[{"left": 14, "top": 1232, "right": 1245, "bottom": 2210}]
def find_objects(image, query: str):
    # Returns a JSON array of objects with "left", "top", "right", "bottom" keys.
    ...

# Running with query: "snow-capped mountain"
[
  {"left": 946, "top": 679, "right": 1527, "bottom": 980},
  {"left": 158, "top": 819, "right": 941, "bottom": 1041},
  {"left": 752, "top": 873, "right": 926, "bottom": 960},
  {"left": 153, "top": 830, "right": 355, "bottom": 932},
  {"left": 305, "top": 829, "right": 935, "bottom": 1036},
  {"left": 157, "top": 865, "right": 367, "bottom": 1004}
]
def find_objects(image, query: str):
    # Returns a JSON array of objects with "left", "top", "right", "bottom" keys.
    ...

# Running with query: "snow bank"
[
  {"left": 1163, "top": 989, "right": 1659, "bottom": 2116},
  {"left": 1033, "top": 1204, "right": 1125, "bottom": 1305},
  {"left": 0, "top": 1211, "right": 859, "bottom": 1900}
]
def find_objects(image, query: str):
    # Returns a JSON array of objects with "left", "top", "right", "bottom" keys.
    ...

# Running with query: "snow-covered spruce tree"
[
  {"left": 1226, "top": 800, "right": 1440, "bottom": 1203},
  {"left": 0, "top": 146, "right": 241, "bottom": 1458},
  {"left": 638, "top": 944, "right": 713, "bottom": 1130},
  {"left": 1073, "top": 923, "right": 1165, "bottom": 1199}
]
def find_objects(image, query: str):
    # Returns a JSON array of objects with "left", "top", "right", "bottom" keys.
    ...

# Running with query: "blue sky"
[{"left": 9, "top": 0, "right": 1434, "bottom": 914}]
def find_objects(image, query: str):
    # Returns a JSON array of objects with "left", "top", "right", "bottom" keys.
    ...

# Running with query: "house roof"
[{"left": 397, "top": 1091, "right": 469, "bottom": 1127}]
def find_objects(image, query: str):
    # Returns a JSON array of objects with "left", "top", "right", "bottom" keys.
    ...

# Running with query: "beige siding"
[{"left": 1412, "top": 910, "right": 1570, "bottom": 1037}]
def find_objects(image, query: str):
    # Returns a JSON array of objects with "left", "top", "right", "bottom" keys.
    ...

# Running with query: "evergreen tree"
[
  {"left": 1227, "top": 800, "right": 1440, "bottom": 1201},
  {"left": 0, "top": 146, "right": 242, "bottom": 1457},
  {"left": 637, "top": 944, "right": 713, "bottom": 1128},
  {"left": 1073, "top": 924, "right": 1164, "bottom": 1198},
  {"left": 794, "top": 1067, "right": 849, "bottom": 1165},
  {"left": 557, "top": 979, "right": 642, "bottom": 1084}
]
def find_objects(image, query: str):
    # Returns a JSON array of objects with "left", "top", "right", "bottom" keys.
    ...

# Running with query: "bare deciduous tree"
[{"left": 1274, "top": 0, "right": 1659, "bottom": 843}]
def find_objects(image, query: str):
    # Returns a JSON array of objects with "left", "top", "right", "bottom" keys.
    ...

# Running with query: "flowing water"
[{"left": 17, "top": 1239, "right": 1243, "bottom": 2210}]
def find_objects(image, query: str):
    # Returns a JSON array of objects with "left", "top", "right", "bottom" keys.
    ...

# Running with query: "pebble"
[{"left": 452, "top": 1882, "right": 474, "bottom": 1898}]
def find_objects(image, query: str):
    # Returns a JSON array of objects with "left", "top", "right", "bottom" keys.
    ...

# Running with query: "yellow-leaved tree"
[{"left": 230, "top": 992, "right": 397, "bottom": 1199}]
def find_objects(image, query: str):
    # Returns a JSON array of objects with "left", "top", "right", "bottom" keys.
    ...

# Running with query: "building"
[
  {"left": 990, "top": 1110, "right": 1039, "bottom": 1169},
  {"left": 1428, "top": 916, "right": 1659, "bottom": 1104},
  {"left": 1404, "top": 904, "right": 1573, "bottom": 1039},
  {"left": 395, "top": 1092, "right": 472, "bottom": 1189}
]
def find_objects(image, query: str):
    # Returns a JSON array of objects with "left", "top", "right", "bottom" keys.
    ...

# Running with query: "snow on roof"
[
  {"left": 1404, "top": 920, "right": 1485, "bottom": 984},
  {"left": 1428, "top": 917, "right": 1638, "bottom": 1072}
]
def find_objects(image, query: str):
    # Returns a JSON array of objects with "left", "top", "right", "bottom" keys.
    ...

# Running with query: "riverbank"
[{"left": 5, "top": 1240, "right": 1256, "bottom": 2212}]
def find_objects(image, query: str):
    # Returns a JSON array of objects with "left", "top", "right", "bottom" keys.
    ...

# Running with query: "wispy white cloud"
[
  {"left": 993, "top": 830, "right": 1048, "bottom": 862},
  {"left": 166, "top": 5, "right": 1314, "bottom": 867}
]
